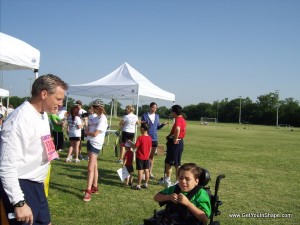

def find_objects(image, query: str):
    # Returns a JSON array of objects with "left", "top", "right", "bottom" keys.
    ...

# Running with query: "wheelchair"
[{"left": 143, "top": 169, "right": 225, "bottom": 225}]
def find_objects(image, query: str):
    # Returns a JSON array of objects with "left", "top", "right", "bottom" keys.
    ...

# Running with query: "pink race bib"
[{"left": 42, "top": 135, "right": 59, "bottom": 162}]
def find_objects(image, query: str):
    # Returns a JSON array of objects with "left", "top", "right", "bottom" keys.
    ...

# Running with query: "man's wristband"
[{"left": 14, "top": 200, "right": 26, "bottom": 208}]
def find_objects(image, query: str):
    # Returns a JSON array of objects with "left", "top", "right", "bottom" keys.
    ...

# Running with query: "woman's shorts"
[
  {"left": 136, "top": 158, "right": 150, "bottom": 170},
  {"left": 69, "top": 137, "right": 81, "bottom": 141},
  {"left": 121, "top": 131, "right": 135, "bottom": 144},
  {"left": 87, "top": 141, "right": 102, "bottom": 155}
]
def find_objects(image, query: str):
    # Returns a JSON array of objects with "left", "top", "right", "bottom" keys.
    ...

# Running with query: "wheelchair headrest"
[{"left": 199, "top": 168, "right": 210, "bottom": 186}]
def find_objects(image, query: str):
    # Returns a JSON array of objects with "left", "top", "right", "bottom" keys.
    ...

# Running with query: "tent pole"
[
  {"left": 106, "top": 99, "right": 114, "bottom": 145},
  {"left": 109, "top": 99, "right": 113, "bottom": 128},
  {"left": 34, "top": 69, "right": 38, "bottom": 79}
]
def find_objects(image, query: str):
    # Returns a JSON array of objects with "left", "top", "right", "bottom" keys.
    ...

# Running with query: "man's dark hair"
[{"left": 171, "top": 105, "right": 183, "bottom": 115}]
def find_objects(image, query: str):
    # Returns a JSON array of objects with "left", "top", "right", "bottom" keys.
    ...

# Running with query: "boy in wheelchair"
[{"left": 144, "top": 163, "right": 211, "bottom": 225}]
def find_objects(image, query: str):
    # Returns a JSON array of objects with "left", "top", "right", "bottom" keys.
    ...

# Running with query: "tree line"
[{"left": 5, "top": 91, "right": 299, "bottom": 127}]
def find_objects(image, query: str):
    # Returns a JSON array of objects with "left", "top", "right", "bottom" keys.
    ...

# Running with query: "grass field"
[{"left": 48, "top": 120, "right": 299, "bottom": 225}]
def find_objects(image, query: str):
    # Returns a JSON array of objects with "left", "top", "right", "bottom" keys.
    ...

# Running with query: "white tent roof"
[
  {"left": 68, "top": 62, "right": 175, "bottom": 102},
  {"left": 0, "top": 88, "right": 9, "bottom": 97},
  {"left": 0, "top": 32, "right": 40, "bottom": 71}
]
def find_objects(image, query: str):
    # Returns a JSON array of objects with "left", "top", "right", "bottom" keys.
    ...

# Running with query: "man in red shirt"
[{"left": 161, "top": 105, "right": 186, "bottom": 187}]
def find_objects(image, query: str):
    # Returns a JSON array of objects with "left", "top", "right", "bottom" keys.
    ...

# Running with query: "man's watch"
[{"left": 14, "top": 200, "right": 26, "bottom": 207}]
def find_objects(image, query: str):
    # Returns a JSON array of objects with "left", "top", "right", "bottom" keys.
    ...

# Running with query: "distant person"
[
  {"left": 0, "top": 102, "right": 7, "bottom": 126},
  {"left": 57, "top": 105, "right": 67, "bottom": 120},
  {"left": 141, "top": 102, "right": 168, "bottom": 179},
  {"left": 117, "top": 105, "right": 140, "bottom": 163},
  {"left": 122, "top": 142, "right": 134, "bottom": 187},
  {"left": 49, "top": 107, "right": 65, "bottom": 153},
  {"left": 0, "top": 74, "right": 68, "bottom": 225},
  {"left": 153, "top": 163, "right": 211, "bottom": 225},
  {"left": 159, "top": 105, "right": 186, "bottom": 187},
  {"left": 83, "top": 99, "right": 107, "bottom": 202},
  {"left": 127, "top": 123, "right": 152, "bottom": 190},
  {"left": 76, "top": 100, "right": 87, "bottom": 159},
  {"left": 65, "top": 105, "right": 82, "bottom": 163}
]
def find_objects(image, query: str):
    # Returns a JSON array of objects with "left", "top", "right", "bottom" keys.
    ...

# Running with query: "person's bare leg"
[{"left": 165, "top": 163, "right": 172, "bottom": 180}]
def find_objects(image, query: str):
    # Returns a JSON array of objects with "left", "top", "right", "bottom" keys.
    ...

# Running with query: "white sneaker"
[
  {"left": 65, "top": 157, "right": 72, "bottom": 163},
  {"left": 165, "top": 180, "right": 172, "bottom": 188}
]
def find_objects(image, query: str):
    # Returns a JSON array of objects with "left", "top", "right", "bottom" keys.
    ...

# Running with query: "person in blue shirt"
[{"left": 141, "top": 102, "right": 168, "bottom": 179}]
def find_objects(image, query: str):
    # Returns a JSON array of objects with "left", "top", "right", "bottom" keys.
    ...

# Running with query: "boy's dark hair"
[
  {"left": 177, "top": 163, "right": 202, "bottom": 180},
  {"left": 141, "top": 122, "right": 149, "bottom": 131},
  {"left": 171, "top": 105, "right": 183, "bottom": 115}
]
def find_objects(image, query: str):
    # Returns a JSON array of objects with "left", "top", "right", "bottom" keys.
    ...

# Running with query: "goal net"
[{"left": 200, "top": 117, "right": 217, "bottom": 125}]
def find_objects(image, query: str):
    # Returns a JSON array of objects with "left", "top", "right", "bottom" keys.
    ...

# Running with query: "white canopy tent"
[
  {"left": 0, "top": 32, "right": 40, "bottom": 107},
  {"left": 0, "top": 32, "right": 40, "bottom": 78},
  {"left": 68, "top": 62, "right": 175, "bottom": 131},
  {"left": 68, "top": 62, "right": 175, "bottom": 102},
  {"left": 0, "top": 88, "right": 9, "bottom": 97}
]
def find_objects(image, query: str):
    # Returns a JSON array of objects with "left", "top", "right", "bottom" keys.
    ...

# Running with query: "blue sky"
[{"left": 1, "top": 0, "right": 299, "bottom": 107}]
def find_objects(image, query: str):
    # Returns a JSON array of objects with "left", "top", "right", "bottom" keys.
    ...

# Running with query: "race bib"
[{"left": 42, "top": 135, "right": 59, "bottom": 162}]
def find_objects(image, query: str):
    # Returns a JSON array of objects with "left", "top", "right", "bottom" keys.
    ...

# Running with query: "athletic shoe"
[
  {"left": 165, "top": 180, "right": 172, "bottom": 188},
  {"left": 116, "top": 160, "right": 123, "bottom": 164},
  {"left": 65, "top": 157, "right": 72, "bottom": 163},
  {"left": 79, "top": 154, "right": 83, "bottom": 160},
  {"left": 58, "top": 149, "right": 64, "bottom": 152},
  {"left": 131, "top": 185, "right": 141, "bottom": 190},
  {"left": 141, "top": 183, "right": 148, "bottom": 188},
  {"left": 150, "top": 174, "right": 155, "bottom": 179},
  {"left": 74, "top": 159, "right": 80, "bottom": 163},
  {"left": 158, "top": 177, "right": 171, "bottom": 187},
  {"left": 83, "top": 190, "right": 92, "bottom": 202},
  {"left": 91, "top": 185, "right": 98, "bottom": 194}
]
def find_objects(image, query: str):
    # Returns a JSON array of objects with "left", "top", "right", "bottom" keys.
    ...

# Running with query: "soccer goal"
[{"left": 200, "top": 117, "right": 217, "bottom": 125}]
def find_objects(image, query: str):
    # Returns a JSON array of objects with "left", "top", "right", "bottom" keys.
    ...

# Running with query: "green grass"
[{"left": 48, "top": 120, "right": 300, "bottom": 225}]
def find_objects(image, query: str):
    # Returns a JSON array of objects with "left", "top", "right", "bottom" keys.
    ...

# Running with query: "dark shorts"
[
  {"left": 152, "top": 141, "right": 158, "bottom": 148},
  {"left": 87, "top": 140, "right": 101, "bottom": 155},
  {"left": 126, "top": 165, "right": 134, "bottom": 173},
  {"left": 0, "top": 179, "right": 51, "bottom": 225},
  {"left": 136, "top": 158, "right": 150, "bottom": 170},
  {"left": 165, "top": 139, "right": 184, "bottom": 166},
  {"left": 121, "top": 131, "right": 135, "bottom": 144},
  {"left": 69, "top": 137, "right": 80, "bottom": 141}
]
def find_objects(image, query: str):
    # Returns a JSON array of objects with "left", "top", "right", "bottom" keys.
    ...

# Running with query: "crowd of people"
[{"left": 0, "top": 74, "right": 211, "bottom": 225}]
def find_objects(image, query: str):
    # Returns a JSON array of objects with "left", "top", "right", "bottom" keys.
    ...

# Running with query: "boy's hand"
[
  {"left": 177, "top": 193, "right": 189, "bottom": 206},
  {"left": 169, "top": 193, "right": 178, "bottom": 203}
]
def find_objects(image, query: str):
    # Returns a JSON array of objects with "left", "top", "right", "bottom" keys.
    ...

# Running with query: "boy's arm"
[
  {"left": 154, "top": 192, "right": 178, "bottom": 204},
  {"left": 122, "top": 158, "right": 127, "bottom": 167}
]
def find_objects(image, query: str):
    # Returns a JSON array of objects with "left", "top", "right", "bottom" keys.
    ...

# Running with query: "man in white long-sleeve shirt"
[{"left": 0, "top": 74, "right": 68, "bottom": 225}]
